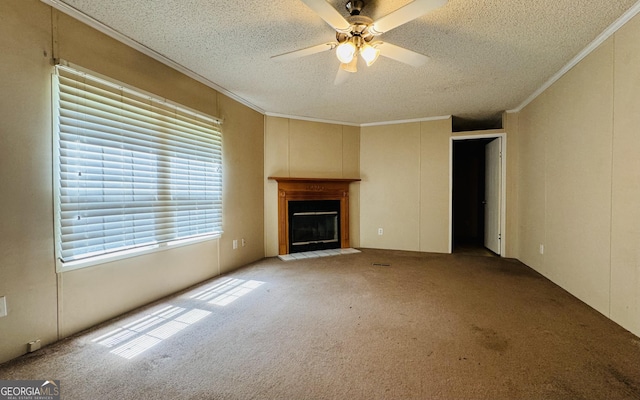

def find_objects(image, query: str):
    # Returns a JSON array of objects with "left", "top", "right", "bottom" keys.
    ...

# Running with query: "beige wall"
[
  {"left": 0, "top": 0, "right": 58, "bottom": 365},
  {"left": 516, "top": 12, "right": 640, "bottom": 337},
  {"left": 218, "top": 96, "right": 265, "bottom": 273},
  {"left": 360, "top": 123, "right": 421, "bottom": 251},
  {"left": 263, "top": 117, "right": 360, "bottom": 256},
  {"left": 503, "top": 113, "right": 519, "bottom": 258},
  {"left": 0, "top": 0, "right": 264, "bottom": 363},
  {"left": 420, "top": 119, "right": 453, "bottom": 253},
  {"left": 360, "top": 119, "right": 452, "bottom": 253},
  {"left": 360, "top": 121, "right": 521, "bottom": 257},
  {"left": 610, "top": 13, "right": 640, "bottom": 337}
]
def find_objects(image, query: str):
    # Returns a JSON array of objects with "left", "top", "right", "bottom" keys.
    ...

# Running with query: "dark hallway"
[{"left": 452, "top": 138, "right": 496, "bottom": 256}]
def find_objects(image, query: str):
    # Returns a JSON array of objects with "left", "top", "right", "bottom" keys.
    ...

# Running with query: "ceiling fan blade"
[
  {"left": 377, "top": 42, "right": 429, "bottom": 67},
  {"left": 370, "top": 0, "right": 447, "bottom": 35},
  {"left": 300, "top": 0, "right": 351, "bottom": 33},
  {"left": 271, "top": 42, "right": 337, "bottom": 61}
]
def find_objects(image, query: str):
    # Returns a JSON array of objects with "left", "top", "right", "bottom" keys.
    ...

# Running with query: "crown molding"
[
  {"left": 41, "top": 0, "right": 265, "bottom": 115},
  {"left": 508, "top": 0, "right": 640, "bottom": 113},
  {"left": 265, "top": 112, "right": 452, "bottom": 127},
  {"left": 360, "top": 115, "right": 452, "bottom": 127},
  {"left": 264, "top": 112, "right": 361, "bottom": 127}
]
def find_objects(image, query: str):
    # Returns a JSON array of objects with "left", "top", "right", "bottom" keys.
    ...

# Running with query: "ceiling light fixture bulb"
[
  {"left": 336, "top": 41, "right": 356, "bottom": 64},
  {"left": 360, "top": 43, "right": 380, "bottom": 66}
]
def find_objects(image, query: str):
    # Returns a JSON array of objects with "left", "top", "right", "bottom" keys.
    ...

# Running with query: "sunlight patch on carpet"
[
  {"left": 91, "top": 306, "right": 211, "bottom": 359},
  {"left": 191, "top": 278, "right": 265, "bottom": 306}
]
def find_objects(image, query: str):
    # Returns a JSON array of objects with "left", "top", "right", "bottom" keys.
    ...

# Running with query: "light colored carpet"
[{"left": 1, "top": 249, "right": 639, "bottom": 399}]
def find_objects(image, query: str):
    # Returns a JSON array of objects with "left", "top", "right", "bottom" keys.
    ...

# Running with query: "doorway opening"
[{"left": 451, "top": 135, "right": 504, "bottom": 257}]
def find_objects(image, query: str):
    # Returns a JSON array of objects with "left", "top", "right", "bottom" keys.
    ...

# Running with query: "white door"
[{"left": 484, "top": 138, "right": 501, "bottom": 254}]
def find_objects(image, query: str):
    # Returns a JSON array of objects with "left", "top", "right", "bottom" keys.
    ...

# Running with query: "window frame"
[{"left": 52, "top": 63, "right": 223, "bottom": 272}]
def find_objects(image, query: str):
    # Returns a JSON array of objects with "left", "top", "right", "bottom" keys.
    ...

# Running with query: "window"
[{"left": 53, "top": 64, "right": 222, "bottom": 270}]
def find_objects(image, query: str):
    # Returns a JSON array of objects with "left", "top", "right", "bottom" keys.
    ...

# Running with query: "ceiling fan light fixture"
[
  {"left": 360, "top": 43, "right": 380, "bottom": 66},
  {"left": 336, "top": 40, "right": 356, "bottom": 63},
  {"left": 340, "top": 57, "right": 358, "bottom": 73}
]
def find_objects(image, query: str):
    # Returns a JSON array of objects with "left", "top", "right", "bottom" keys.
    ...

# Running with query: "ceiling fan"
[{"left": 272, "top": 0, "right": 447, "bottom": 81}]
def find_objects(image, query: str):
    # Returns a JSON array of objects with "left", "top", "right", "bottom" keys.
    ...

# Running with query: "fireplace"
[{"left": 268, "top": 177, "right": 361, "bottom": 255}]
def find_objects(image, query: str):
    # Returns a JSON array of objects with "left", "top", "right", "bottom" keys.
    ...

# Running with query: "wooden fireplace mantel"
[{"left": 268, "top": 177, "right": 361, "bottom": 255}]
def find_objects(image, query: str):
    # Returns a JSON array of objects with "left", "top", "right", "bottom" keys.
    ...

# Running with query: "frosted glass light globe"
[{"left": 336, "top": 41, "right": 356, "bottom": 64}]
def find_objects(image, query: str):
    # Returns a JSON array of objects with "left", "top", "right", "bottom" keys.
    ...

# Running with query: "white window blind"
[{"left": 53, "top": 65, "right": 222, "bottom": 266}]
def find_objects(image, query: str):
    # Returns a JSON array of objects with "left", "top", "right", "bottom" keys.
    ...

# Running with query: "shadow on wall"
[{"left": 452, "top": 114, "right": 503, "bottom": 132}]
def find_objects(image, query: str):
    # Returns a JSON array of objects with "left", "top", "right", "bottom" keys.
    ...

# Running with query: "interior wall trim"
[
  {"left": 508, "top": 0, "right": 640, "bottom": 114},
  {"left": 41, "top": 0, "right": 265, "bottom": 115},
  {"left": 264, "top": 112, "right": 361, "bottom": 127},
  {"left": 360, "top": 115, "right": 452, "bottom": 127},
  {"left": 265, "top": 112, "right": 453, "bottom": 128}
]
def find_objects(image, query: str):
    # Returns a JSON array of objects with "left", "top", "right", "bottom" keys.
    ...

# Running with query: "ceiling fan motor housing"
[
  {"left": 336, "top": 14, "right": 375, "bottom": 44},
  {"left": 346, "top": 0, "right": 365, "bottom": 16}
]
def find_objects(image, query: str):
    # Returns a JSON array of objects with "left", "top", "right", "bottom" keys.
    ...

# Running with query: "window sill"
[{"left": 56, "top": 233, "right": 222, "bottom": 273}]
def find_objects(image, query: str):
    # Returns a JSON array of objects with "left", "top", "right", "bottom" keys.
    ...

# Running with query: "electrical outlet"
[
  {"left": 0, "top": 296, "right": 6, "bottom": 318},
  {"left": 241, "top": 238, "right": 246, "bottom": 247},
  {"left": 378, "top": 228, "right": 383, "bottom": 236},
  {"left": 539, "top": 244, "right": 544, "bottom": 255},
  {"left": 27, "top": 339, "right": 41, "bottom": 353},
  {"left": 232, "top": 240, "right": 238, "bottom": 250}
]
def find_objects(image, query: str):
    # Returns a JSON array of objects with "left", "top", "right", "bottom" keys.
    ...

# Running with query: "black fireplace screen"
[{"left": 288, "top": 200, "right": 340, "bottom": 253}]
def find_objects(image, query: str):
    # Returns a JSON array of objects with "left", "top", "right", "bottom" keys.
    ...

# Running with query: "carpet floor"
[{"left": 1, "top": 249, "right": 639, "bottom": 399}]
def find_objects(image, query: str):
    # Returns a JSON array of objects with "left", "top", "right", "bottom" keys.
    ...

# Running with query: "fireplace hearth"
[{"left": 268, "top": 177, "right": 360, "bottom": 255}]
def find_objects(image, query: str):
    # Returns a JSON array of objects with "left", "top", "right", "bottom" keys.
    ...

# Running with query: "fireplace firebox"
[
  {"left": 288, "top": 200, "right": 340, "bottom": 253},
  {"left": 268, "top": 177, "right": 360, "bottom": 255}
]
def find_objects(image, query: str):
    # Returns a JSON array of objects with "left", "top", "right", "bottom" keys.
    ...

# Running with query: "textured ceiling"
[{"left": 52, "top": 0, "right": 639, "bottom": 125}]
